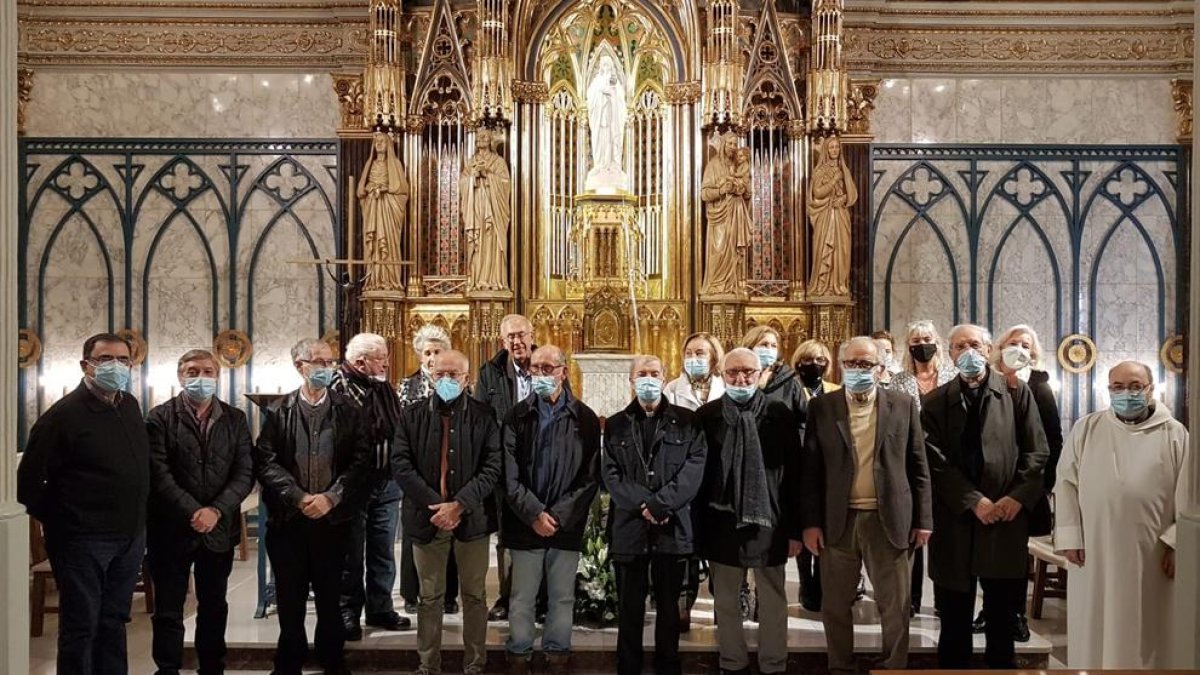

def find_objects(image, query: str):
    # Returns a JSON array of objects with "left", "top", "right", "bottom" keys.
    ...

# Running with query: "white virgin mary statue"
[{"left": 585, "top": 55, "right": 628, "bottom": 191}]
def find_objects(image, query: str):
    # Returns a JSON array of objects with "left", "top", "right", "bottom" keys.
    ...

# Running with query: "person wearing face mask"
[
  {"left": 740, "top": 326, "right": 806, "bottom": 417},
  {"left": 254, "top": 338, "right": 374, "bottom": 675},
  {"left": 1054, "top": 361, "right": 1190, "bottom": 668},
  {"left": 393, "top": 350, "right": 503, "bottom": 675},
  {"left": 695, "top": 348, "right": 803, "bottom": 675},
  {"left": 330, "top": 333, "right": 412, "bottom": 639},
  {"left": 602, "top": 355, "right": 708, "bottom": 675},
  {"left": 18, "top": 333, "right": 151, "bottom": 674},
  {"left": 143, "top": 349, "right": 254, "bottom": 675},
  {"left": 921, "top": 324, "right": 1048, "bottom": 670},
  {"left": 973, "top": 325, "right": 1063, "bottom": 642},
  {"left": 397, "top": 325, "right": 461, "bottom": 615},
  {"left": 799, "top": 337, "right": 932, "bottom": 675},
  {"left": 885, "top": 319, "right": 957, "bottom": 615},
  {"left": 502, "top": 345, "right": 601, "bottom": 675}
]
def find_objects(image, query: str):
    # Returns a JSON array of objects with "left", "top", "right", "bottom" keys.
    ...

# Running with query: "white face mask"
[{"left": 1001, "top": 345, "right": 1032, "bottom": 371}]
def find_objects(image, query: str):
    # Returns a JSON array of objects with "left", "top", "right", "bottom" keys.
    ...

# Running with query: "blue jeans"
[
  {"left": 341, "top": 478, "right": 401, "bottom": 620},
  {"left": 45, "top": 531, "right": 146, "bottom": 675},
  {"left": 506, "top": 548, "right": 580, "bottom": 656}
]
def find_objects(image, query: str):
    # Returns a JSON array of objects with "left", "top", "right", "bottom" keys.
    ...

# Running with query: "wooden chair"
[{"left": 1027, "top": 535, "right": 1068, "bottom": 619}]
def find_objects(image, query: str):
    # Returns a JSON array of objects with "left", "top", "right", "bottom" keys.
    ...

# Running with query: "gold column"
[
  {"left": 808, "top": 0, "right": 848, "bottom": 134},
  {"left": 363, "top": 0, "right": 406, "bottom": 129},
  {"left": 513, "top": 79, "right": 548, "bottom": 308},
  {"left": 787, "top": 118, "right": 810, "bottom": 301},
  {"left": 702, "top": 0, "right": 744, "bottom": 129},
  {"left": 405, "top": 115, "right": 425, "bottom": 297},
  {"left": 473, "top": 0, "right": 512, "bottom": 124}
]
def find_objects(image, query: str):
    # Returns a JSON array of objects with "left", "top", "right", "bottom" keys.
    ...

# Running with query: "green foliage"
[{"left": 574, "top": 492, "right": 619, "bottom": 626}]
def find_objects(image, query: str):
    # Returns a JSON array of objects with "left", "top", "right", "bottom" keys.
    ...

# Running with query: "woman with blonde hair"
[
  {"left": 791, "top": 339, "right": 841, "bottom": 402},
  {"left": 980, "top": 323, "right": 1063, "bottom": 642},
  {"left": 663, "top": 331, "right": 726, "bottom": 411},
  {"left": 740, "top": 325, "right": 804, "bottom": 414}
]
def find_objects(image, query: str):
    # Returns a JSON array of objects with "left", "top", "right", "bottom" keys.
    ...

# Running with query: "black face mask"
[
  {"left": 909, "top": 343, "right": 938, "bottom": 364},
  {"left": 798, "top": 363, "right": 825, "bottom": 387}
]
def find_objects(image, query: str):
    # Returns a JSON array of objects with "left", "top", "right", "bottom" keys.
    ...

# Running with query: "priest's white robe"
[{"left": 1054, "top": 403, "right": 1191, "bottom": 668}]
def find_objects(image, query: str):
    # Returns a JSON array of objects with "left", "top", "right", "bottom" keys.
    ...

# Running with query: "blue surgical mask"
[
  {"left": 183, "top": 376, "right": 218, "bottom": 402},
  {"left": 435, "top": 377, "right": 463, "bottom": 403},
  {"left": 1111, "top": 391, "right": 1149, "bottom": 418},
  {"left": 726, "top": 384, "right": 756, "bottom": 403},
  {"left": 634, "top": 377, "right": 663, "bottom": 404},
  {"left": 532, "top": 375, "right": 558, "bottom": 398},
  {"left": 92, "top": 361, "right": 131, "bottom": 393},
  {"left": 955, "top": 349, "right": 988, "bottom": 379},
  {"left": 306, "top": 367, "right": 335, "bottom": 390},
  {"left": 683, "top": 358, "right": 709, "bottom": 379},
  {"left": 842, "top": 368, "right": 876, "bottom": 394},
  {"left": 754, "top": 347, "right": 778, "bottom": 369}
]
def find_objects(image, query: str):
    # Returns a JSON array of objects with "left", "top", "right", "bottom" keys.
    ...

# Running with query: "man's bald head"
[
  {"left": 1109, "top": 360, "right": 1154, "bottom": 388},
  {"left": 630, "top": 355, "right": 664, "bottom": 378},
  {"left": 434, "top": 349, "right": 470, "bottom": 373}
]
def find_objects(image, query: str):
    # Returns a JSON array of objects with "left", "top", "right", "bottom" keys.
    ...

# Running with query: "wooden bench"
[{"left": 1027, "top": 536, "right": 1068, "bottom": 619}]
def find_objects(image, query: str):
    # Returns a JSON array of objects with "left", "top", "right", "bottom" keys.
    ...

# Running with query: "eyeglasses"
[
  {"left": 842, "top": 360, "right": 880, "bottom": 370},
  {"left": 88, "top": 356, "right": 132, "bottom": 366},
  {"left": 504, "top": 331, "right": 532, "bottom": 343},
  {"left": 528, "top": 364, "right": 564, "bottom": 376},
  {"left": 300, "top": 359, "right": 338, "bottom": 368},
  {"left": 1109, "top": 384, "right": 1148, "bottom": 394},
  {"left": 723, "top": 367, "right": 760, "bottom": 383}
]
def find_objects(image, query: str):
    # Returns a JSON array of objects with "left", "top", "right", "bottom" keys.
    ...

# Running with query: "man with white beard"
[{"left": 1055, "top": 360, "right": 1192, "bottom": 668}]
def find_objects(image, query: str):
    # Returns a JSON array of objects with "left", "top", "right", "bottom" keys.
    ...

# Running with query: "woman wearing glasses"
[{"left": 982, "top": 324, "right": 1063, "bottom": 642}]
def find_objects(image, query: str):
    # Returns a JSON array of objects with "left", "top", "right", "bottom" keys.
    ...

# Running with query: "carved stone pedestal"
[
  {"left": 572, "top": 353, "right": 634, "bottom": 419},
  {"left": 809, "top": 299, "right": 856, "bottom": 347},
  {"left": 360, "top": 290, "right": 406, "bottom": 381},
  {"left": 698, "top": 298, "right": 747, "bottom": 350}
]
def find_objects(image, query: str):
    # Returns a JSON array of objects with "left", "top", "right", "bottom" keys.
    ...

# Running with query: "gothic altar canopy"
[{"left": 338, "top": 0, "right": 869, "bottom": 383}]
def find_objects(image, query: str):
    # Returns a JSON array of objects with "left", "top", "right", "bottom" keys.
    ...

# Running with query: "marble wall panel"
[{"left": 24, "top": 73, "right": 340, "bottom": 139}]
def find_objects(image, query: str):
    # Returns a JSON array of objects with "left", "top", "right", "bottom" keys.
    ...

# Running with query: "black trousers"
[
  {"left": 615, "top": 555, "right": 685, "bottom": 675},
  {"left": 935, "top": 578, "right": 1024, "bottom": 669},
  {"left": 400, "top": 535, "right": 459, "bottom": 605},
  {"left": 797, "top": 549, "right": 822, "bottom": 610},
  {"left": 911, "top": 547, "right": 924, "bottom": 610},
  {"left": 266, "top": 517, "right": 351, "bottom": 675},
  {"left": 147, "top": 536, "right": 234, "bottom": 675}
]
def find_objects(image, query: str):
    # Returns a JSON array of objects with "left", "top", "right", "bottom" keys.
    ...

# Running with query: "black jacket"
[
  {"left": 17, "top": 382, "right": 151, "bottom": 538},
  {"left": 501, "top": 392, "right": 601, "bottom": 551},
  {"left": 601, "top": 399, "right": 707, "bottom": 558},
  {"left": 694, "top": 392, "right": 803, "bottom": 568},
  {"left": 921, "top": 371, "right": 1049, "bottom": 592},
  {"left": 393, "top": 393, "right": 503, "bottom": 544},
  {"left": 1022, "top": 369, "right": 1063, "bottom": 536},
  {"left": 253, "top": 390, "right": 373, "bottom": 525},
  {"left": 147, "top": 395, "right": 255, "bottom": 552},
  {"left": 473, "top": 348, "right": 528, "bottom": 425},
  {"left": 762, "top": 363, "right": 808, "bottom": 427}
]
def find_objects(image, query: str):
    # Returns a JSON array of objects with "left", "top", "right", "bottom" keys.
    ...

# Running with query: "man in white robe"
[{"left": 1054, "top": 360, "right": 1192, "bottom": 668}]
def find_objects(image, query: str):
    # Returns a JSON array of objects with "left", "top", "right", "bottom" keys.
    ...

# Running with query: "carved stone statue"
[
  {"left": 807, "top": 136, "right": 857, "bottom": 298},
  {"left": 700, "top": 133, "right": 753, "bottom": 296},
  {"left": 357, "top": 131, "right": 409, "bottom": 291},
  {"left": 459, "top": 129, "right": 512, "bottom": 292},
  {"left": 585, "top": 54, "right": 628, "bottom": 190}
]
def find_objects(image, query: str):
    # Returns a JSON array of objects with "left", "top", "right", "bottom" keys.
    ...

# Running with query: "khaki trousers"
[
  {"left": 412, "top": 531, "right": 491, "bottom": 675},
  {"left": 819, "top": 509, "right": 911, "bottom": 675},
  {"left": 710, "top": 562, "right": 789, "bottom": 674}
]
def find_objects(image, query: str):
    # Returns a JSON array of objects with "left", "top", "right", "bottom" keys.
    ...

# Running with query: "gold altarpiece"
[{"left": 335, "top": 0, "right": 873, "bottom": 388}]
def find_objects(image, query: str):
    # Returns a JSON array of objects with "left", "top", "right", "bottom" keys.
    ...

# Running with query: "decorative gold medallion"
[
  {"left": 321, "top": 330, "right": 341, "bottom": 360},
  {"left": 1057, "top": 333, "right": 1097, "bottom": 374},
  {"left": 1160, "top": 334, "right": 1184, "bottom": 374},
  {"left": 116, "top": 329, "right": 148, "bottom": 366},
  {"left": 18, "top": 329, "right": 42, "bottom": 368},
  {"left": 213, "top": 329, "right": 254, "bottom": 369}
]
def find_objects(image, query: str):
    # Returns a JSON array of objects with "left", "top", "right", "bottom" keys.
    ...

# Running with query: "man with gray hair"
[
  {"left": 255, "top": 337, "right": 373, "bottom": 675},
  {"left": 146, "top": 348, "right": 255, "bottom": 675},
  {"left": 800, "top": 336, "right": 931, "bottom": 675},
  {"left": 332, "top": 332, "right": 412, "bottom": 638},
  {"left": 922, "top": 324, "right": 1048, "bottom": 669}
]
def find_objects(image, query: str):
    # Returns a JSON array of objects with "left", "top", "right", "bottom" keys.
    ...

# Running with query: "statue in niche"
[
  {"left": 459, "top": 128, "right": 512, "bottom": 292},
  {"left": 807, "top": 136, "right": 857, "bottom": 298},
  {"left": 700, "top": 133, "right": 753, "bottom": 296},
  {"left": 585, "top": 54, "right": 628, "bottom": 190},
  {"left": 357, "top": 131, "right": 409, "bottom": 292}
]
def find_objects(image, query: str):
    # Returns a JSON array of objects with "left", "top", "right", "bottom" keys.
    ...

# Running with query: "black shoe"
[
  {"left": 910, "top": 604, "right": 918, "bottom": 618},
  {"left": 365, "top": 611, "right": 412, "bottom": 631},
  {"left": 343, "top": 621, "right": 363, "bottom": 642},
  {"left": 324, "top": 666, "right": 353, "bottom": 675},
  {"left": 1014, "top": 613, "right": 1031, "bottom": 642},
  {"left": 488, "top": 601, "right": 509, "bottom": 621},
  {"left": 854, "top": 576, "right": 866, "bottom": 602},
  {"left": 972, "top": 611, "right": 986, "bottom": 634},
  {"left": 535, "top": 606, "right": 547, "bottom": 625},
  {"left": 403, "top": 600, "right": 418, "bottom": 614},
  {"left": 444, "top": 599, "right": 460, "bottom": 614}
]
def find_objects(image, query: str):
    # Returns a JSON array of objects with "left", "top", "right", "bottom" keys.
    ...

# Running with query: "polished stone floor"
[{"left": 29, "top": 539, "right": 1067, "bottom": 673}]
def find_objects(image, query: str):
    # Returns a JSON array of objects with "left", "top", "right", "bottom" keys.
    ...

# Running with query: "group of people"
[{"left": 15, "top": 312, "right": 1190, "bottom": 675}]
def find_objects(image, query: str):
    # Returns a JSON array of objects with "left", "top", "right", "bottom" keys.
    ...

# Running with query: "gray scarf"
[{"left": 709, "top": 392, "right": 775, "bottom": 529}]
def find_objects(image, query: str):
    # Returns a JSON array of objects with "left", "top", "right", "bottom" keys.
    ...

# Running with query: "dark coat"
[
  {"left": 800, "top": 388, "right": 933, "bottom": 550},
  {"left": 392, "top": 393, "right": 503, "bottom": 544},
  {"left": 601, "top": 399, "right": 708, "bottom": 558},
  {"left": 147, "top": 395, "right": 255, "bottom": 552},
  {"left": 1025, "top": 370, "right": 1063, "bottom": 536},
  {"left": 694, "top": 393, "right": 802, "bottom": 568},
  {"left": 501, "top": 392, "right": 601, "bottom": 552},
  {"left": 253, "top": 390, "right": 373, "bottom": 525},
  {"left": 921, "top": 371, "right": 1049, "bottom": 592},
  {"left": 17, "top": 382, "right": 150, "bottom": 538},
  {"left": 473, "top": 348, "right": 529, "bottom": 425},
  {"left": 762, "top": 363, "right": 808, "bottom": 426}
]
